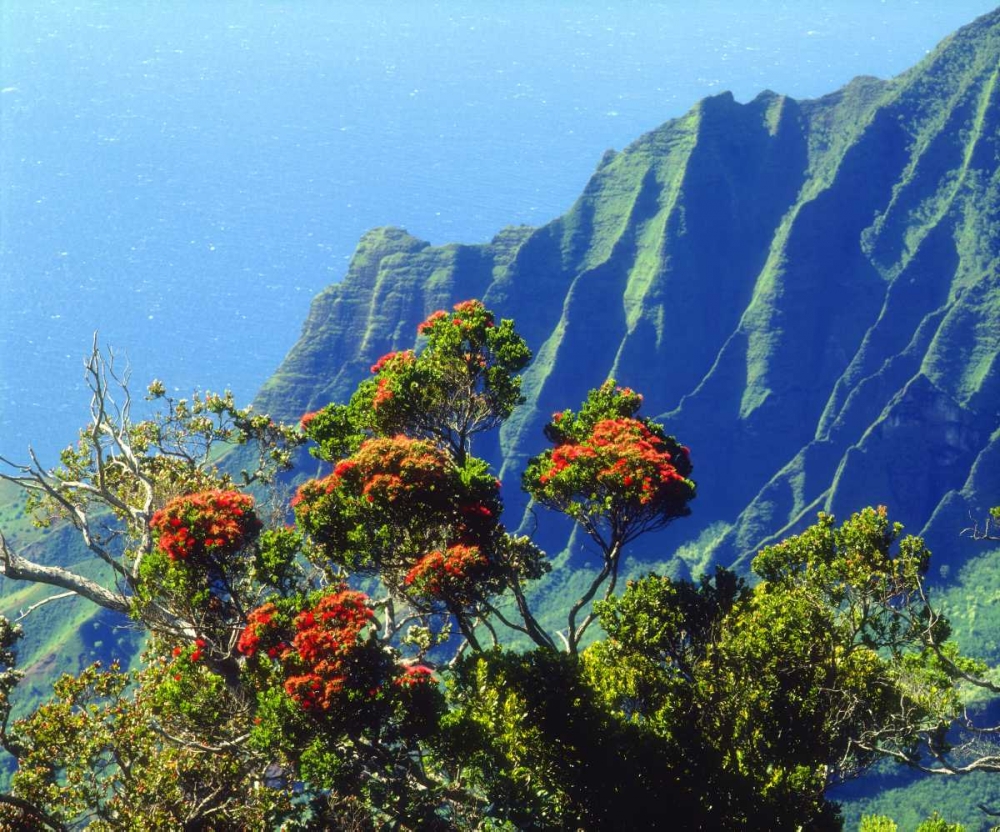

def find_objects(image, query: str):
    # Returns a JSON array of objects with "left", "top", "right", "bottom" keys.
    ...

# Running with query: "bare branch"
[
  {"left": 153, "top": 723, "right": 250, "bottom": 754},
  {"left": 566, "top": 542, "right": 620, "bottom": 655},
  {"left": 15, "top": 591, "right": 77, "bottom": 622},
  {"left": 0, "top": 529, "right": 129, "bottom": 615},
  {"left": 961, "top": 509, "right": 1000, "bottom": 542},
  {"left": 572, "top": 553, "right": 622, "bottom": 650}
]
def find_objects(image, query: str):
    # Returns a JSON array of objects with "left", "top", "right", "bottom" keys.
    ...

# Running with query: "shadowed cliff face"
[{"left": 257, "top": 8, "right": 1000, "bottom": 579}]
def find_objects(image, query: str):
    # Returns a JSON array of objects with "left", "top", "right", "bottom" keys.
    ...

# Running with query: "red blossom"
[
  {"left": 237, "top": 602, "right": 279, "bottom": 658},
  {"left": 370, "top": 349, "right": 416, "bottom": 375},
  {"left": 417, "top": 309, "right": 448, "bottom": 334},
  {"left": 151, "top": 490, "right": 261, "bottom": 563},
  {"left": 396, "top": 664, "right": 436, "bottom": 688},
  {"left": 333, "top": 459, "right": 357, "bottom": 478},
  {"left": 532, "top": 417, "right": 691, "bottom": 510},
  {"left": 283, "top": 589, "right": 376, "bottom": 712},
  {"left": 240, "top": 589, "right": 381, "bottom": 713},
  {"left": 404, "top": 544, "right": 488, "bottom": 600},
  {"left": 373, "top": 376, "right": 394, "bottom": 409}
]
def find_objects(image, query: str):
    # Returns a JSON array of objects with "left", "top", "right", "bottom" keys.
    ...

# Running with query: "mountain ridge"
[{"left": 257, "top": 8, "right": 1000, "bottom": 579}]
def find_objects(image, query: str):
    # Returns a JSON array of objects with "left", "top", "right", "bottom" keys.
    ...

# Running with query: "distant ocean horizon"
[{"left": 2, "top": 0, "right": 997, "bottom": 460}]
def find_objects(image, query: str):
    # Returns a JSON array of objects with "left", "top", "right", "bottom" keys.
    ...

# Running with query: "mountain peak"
[{"left": 260, "top": 8, "right": 1000, "bottom": 577}]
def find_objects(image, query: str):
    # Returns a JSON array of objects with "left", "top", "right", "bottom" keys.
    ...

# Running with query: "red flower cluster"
[
  {"left": 240, "top": 590, "right": 377, "bottom": 713},
  {"left": 417, "top": 309, "right": 448, "bottom": 334},
  {"left": 539, "top": 443, "right": 597, "bottom": 485},
  {"left": 417, "top": 299, "right": 494, "bottom": 336},
  {"left": 614, "top": 385, "right": 642, "bottom": 402},
  {"left": 170, "top": 638, "right": 207, "bottom": 669},
  {"left": 365, "top": 350, "right": 417, "bottom": 409},
  {"left": 536, "top": 418, "right": 689, "bottom": 507},
  {"left": 353, "top": 436, "right": 453, "bottom": 506},
  {"left": 452, "top": 300, "right": 480, "bottom": 314},
  {"left": 291, "top": 447, "right": 379, "bottom": 514},
  {"left": 237, "top": 602, "right": 290, "bottom": 659},
  {"left": 374, "top": 376, "right": 394, "bottom": 409},
  {"left": 299, "top": 410, "right": 320, "bottom": 430},
  {"left": 404, "top": 543, "right": 488, "bottom": 599},
  {"left": 239, "top": 590, "right": 443, "bottom": 723},
  {"left": 281, "top": 589, "right": 375, "bottom": 712},
  {"left": 190, "top": 638, "right": 206, "bottom": 663},
  {"left": 370, "top": 349, "right": 415, "bottom": 375},
  {"left": 396, "top": 664, "right": 436, "bottom": 688},
  {"left": 591, "top": 419, "right": 686, "bottom": 501},
  {"left": 151, "top": 490, "right": 261, "bottom": 562},
  {"left": 291, "top": 434, "right": 489, "bottom": 579},
  {"left": 333, "top": 459, "right": 357, "bottom": 479}
]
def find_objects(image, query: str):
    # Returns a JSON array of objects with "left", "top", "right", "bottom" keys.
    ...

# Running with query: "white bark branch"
[
  {"left": 0, "top": 530, "right": 130, "bottom": 615},
  {"left": 14, "top": 590, "right": 77, "bottom": 622}
]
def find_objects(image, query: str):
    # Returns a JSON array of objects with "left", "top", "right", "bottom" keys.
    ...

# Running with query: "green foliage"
[
  {"left": 9, "top": 660, "right": 292, "bottom": 829},
  {"left": 583, "top": 509, "right": 974, "bottom": 829},
  {"left": 441, "top": 648, "right": 710, "bottom": 830},
  {"left": 915, "top": 812, "right": 968, "bottom": 832},
  {"left": 860, "top": 815, "right": 899, "bottom": 832},
  {"left": 0, "top": 302, "right": 994, "bottom": 829},
  {"left": 253, "top": 526, "right": 305, "bottom": 594}
]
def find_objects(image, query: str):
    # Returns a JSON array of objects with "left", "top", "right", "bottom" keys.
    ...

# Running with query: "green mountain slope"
[{"left": 259, "top": 8, "right": 1000, "bottom": 590}]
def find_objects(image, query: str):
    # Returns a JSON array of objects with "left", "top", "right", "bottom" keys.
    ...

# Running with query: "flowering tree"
[
  {"left": 0, "top": 305, "right": 989, "bottom": 829},
  {"left": 324, "top": 299, "right": 532, "bottom": 464},
  {"left": 523, "top": 381, "right": 695, "bottom": 652}
]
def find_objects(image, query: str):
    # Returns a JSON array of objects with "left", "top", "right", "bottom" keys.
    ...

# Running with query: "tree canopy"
[{"left": 0, "top": 302, "right": 995, "bottom": 830}]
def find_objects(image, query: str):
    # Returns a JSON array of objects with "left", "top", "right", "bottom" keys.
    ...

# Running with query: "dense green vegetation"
[{"left": 0, "top": 303, "right": 997, "bottom": 829}]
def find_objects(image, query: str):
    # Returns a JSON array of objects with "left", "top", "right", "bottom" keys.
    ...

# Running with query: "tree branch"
[
  {"left": 14, "top": 591, "right": 77, "bottom": 622},
  {"left": 0, "top": 794, "right": 66, "bottom": 831},
  {"left": 0, "top": 530, "right": 130, "bottom": 615}
]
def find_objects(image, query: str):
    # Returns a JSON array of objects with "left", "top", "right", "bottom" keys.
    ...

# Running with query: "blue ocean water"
[{"left": 2, "top": 0, "right": 997, "bottom": 461}]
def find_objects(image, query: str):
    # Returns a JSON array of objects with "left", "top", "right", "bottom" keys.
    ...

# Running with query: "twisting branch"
[
  {"left": 571, "top": 547, "right": 623, "bottom": 650},
  {"left": 0, "top": 339, "right": 301, "bottom": 642},
  {"left": 152, "top": 724, "right": 251, "bottom": 755},
  {"left": 0, "top": 794, "right": 66, "bottom": 831},
  {"left": 961, "top": 508, "right": 1000, "bottom": 542},
  {"left": 14, "top": 590, "right": 77, "bottom": 622},
  {"left": 507, "top": 577, "right": 557, "bottom": 651},
  {"left": 0, "top": 529, "right": 130, "bottom": 614},
  {"left": 913, "top": 579, "right": 1000, "bottom": 695},
  {"left": 16, "top": 447, "right": 132, "bottom": 581},
  {"left": 566, "top": 556, "right": 613, "bottom": 655}
]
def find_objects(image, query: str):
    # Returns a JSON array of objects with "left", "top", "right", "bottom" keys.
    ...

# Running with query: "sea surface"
[{"left": 2, "top": 0, "right": 997, "bottom": 461}]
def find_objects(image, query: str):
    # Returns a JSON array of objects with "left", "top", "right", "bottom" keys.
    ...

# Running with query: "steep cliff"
[{"left": 258, "top": 8, "right": 1000, "bottom": 583}]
